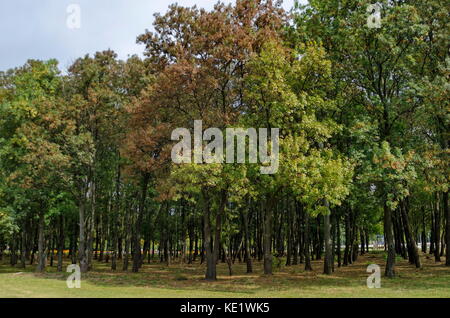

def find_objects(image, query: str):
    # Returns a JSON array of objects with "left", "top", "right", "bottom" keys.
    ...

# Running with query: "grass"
[{"left": 0, "top": 251, "right": 449, "bottom": 298}]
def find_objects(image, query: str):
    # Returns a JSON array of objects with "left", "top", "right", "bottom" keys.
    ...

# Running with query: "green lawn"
[{"left": 1, "top": 252, "right": 449, "bottom": 298}]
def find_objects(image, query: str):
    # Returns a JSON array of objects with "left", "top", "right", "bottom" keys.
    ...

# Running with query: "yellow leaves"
[
  {"left": 390, "top": 160, "right": 405, "bottom": 170},
  {"left": 373, "top": 141, "right": 409, "bottom": 173},
  {"left": 11, "top": 99, "right": 37, "bottom": 119},
  {"left": 278, "top": 136, "right": 353, "bottom": 208}
]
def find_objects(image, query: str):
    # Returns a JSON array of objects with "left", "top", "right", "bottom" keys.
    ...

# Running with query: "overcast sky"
[{"left": 0, "top": 0, "right": 306, "bottom": 71}]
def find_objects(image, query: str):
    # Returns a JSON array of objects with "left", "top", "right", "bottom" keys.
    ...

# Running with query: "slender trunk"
[
  {"left": 223, "top": 242, "right": 233, "bottom": 276},
  {"left": 241, "top": 205, "right": 253, "bottom": 273},
  {"left": 297, "top": 201, "right": 304, "bottom": 264},
  {"left": 36, "top": 211, "right": 46, "bottom": 272},
  {"left": 384, "top": 200, "right": 396, "bottom": 278},
  {"left": 365, "top": 229, "right": 370, "bottom": 253},
  {"left": 336, "top": 213, "right": 341, "bottom": 267},
  {"left": 188, "top": 219, "right": 194, "bottom": 265},
  {"left": 203, "top": 190, "right": 215, "bottom": 281},
  {"left": 331, "top": 211, "right": 336, "bottom": 272},
  {"left": 304, "top": 211, "right": 313, "bottom": 271},
  {"left": 323, "top": 202, "right": 333, "bottom": 275},
  {"left": 213, "top": 190, "right": 227, "bottom": 268},
  {"left": 86, "top": 180, "right": 95, "bottom": 270},
  {"left": 263, "top": 195, "right": 275, "bottom": 275},
  {"left": 352, "top": 225, "right": 359, "bottom": 263},
  {"left": 421, "top": 208, "right": 427, "bottom": 253},
  {"left": 400, "top": 199, "right": 421, "bottom": 268},
  {"left": 10, "top": 235, "right": 17, "bottom": 266},
  {"left": 430, "top": 206, "right": 435, "bottom": 255},
  {"left": 194, "top": 229, "right": 198, "bottom": 262},
  {"left": 57, "top": 214, "right": 64, "bottom": 272},
  {"left": 344, "top": 207, "right": 351, "bottom": 266},
  {"left": 132, "top": 173, "right": 149, "bottom": 272},
  {"left": 444, "top": 191, "right": 450, "bottom": 266},
  {"left": 20, "top": 221, "right": 26, "bottom": 269},
  {"left": 434, "top": 193, "right": 441, "bottom": 262},
  {"left": 286, "top": 200, "right": 292, "bottom": 266},
  {"left": 122, "top": 202, "right": 131, "bottom": 271},
  {"left": 78, "top": 184, "right": 88, "bottom": 273},
  {"left": 360, "top": 229, "right": 365, "bottom": 255}
]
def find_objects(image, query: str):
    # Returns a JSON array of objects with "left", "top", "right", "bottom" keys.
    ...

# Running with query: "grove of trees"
[{"left": 0, "top": 0, "right": 448, "bottom": 281}]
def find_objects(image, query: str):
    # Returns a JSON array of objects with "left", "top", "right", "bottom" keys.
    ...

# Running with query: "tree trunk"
[
  {"left": 343, "top": 207, "right": 351, "bottom": 266},
  {"left": 36, "top": 211, "right": 46, "bottom": 272},
  {"left": 213, "top": 190, "right": 227, "bottom": 268},
  {"left": 323, "top": 202, "right": 333, "bottom": 275},
  {"left": 286, "top": 200, "right": 292, "bottom": 266},
  {"left": 132, "top": 173, "right": 149, "bottom": 272},
  {"left": 304, "top": 207, "right": 313, "bottom": 271},
  {"left": 78, "top": 184, "right": 89, "bottom": 273},
  {"left": 384, "top": 200, "right": 396, "bottom": 278},
  {"left": 20, "top": 221, "right": 26, "bottom": 269},
  {"left": 336, "top": 213, "right": 341, "bottom": 267},
  {"left": 434, "top": 193, "right": 441, "bottom": 262},
  {"left": 421, "top": 208, "right": 427, "bottom": 253},
  {"left": 400, "top": 199, "right": 421, "bottom": 268},
  {"left": 263, "top": 195, "right": 275, "bottom": 275},
  {"left": 122, "top": 203, "right": 131, "bottom": 271},
  {"left": 444, "top": 191, "right": 450, "bottom": 266},
  {"left": 57, "top": 214, "right": 64, "bottom": 272},
  {"left": 203, "top": 190, "right": 215, "bottom": 281},
  {"left": 241, "top": 205, "right": 253, "bottom": 273}
]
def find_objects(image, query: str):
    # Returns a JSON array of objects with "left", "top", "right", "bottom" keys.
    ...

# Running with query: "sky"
[{"left": 0, "top": 0, "right": 305, "bottom": 72}]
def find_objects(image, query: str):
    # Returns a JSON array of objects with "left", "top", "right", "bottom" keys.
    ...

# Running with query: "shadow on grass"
[{"left": 1, "top": 252, "right": 449, "bottom": 296}]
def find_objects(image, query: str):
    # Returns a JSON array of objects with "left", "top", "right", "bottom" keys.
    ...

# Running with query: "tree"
[
  {"left": 293, "top": 0, "right": 432, "bottom": 277},
  {"left": 0, "top": 60, "right": 75, "bottom": 272}
]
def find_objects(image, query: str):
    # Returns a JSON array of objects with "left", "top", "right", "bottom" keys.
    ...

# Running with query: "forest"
[{"left": 0, "top": 0, "right": 448, "bottom": 296}]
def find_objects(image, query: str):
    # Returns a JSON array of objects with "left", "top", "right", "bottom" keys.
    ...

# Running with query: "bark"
[
  {"left": 78, "top": 182, "right": 89, "bottom": 273},
  {"left": 430, "top": 207, "right": 435, "bottom": 255},
  {"left": 304, "top": 206, "right": 313, "bottom": 271},
  {"left": 36, "top": 211, "right": 46, "bottom": 272},
  {"left": 10, "top": 235, "right": 17, "bottom": 266},
  {"left": 49, "top": 233, "right": 54, "bottom": 267},
  {"left": 336, "top": 213, "right": 341, "bottom": 267},
  {"left": 213, "top": 190, "right": 227, "bottom": 268},
  {"left": 297, "top": 201, "right": 304, "bottom": 264},
  {"left": 188, "top": 218, "right": 194, "bottom": 264},
  {"left": 241, "top": 205, "right": 253, "bottom": 273},
  {"left": 360, "top": 229, "right": 365, "bottom": 255},
  {"left": 400, "top": 199, "right": 421, "bottom": 268},
  {"left": 444, "top": 191, "right": 450, "bottom": 266},
  {"left": 323, "top": 202, "right": 333, "bottom": 275},
  {"left": 57, "top": 214, "right": 64, "bottom": 272},
  {"left": 122, "top": 202, "right": 131, "bottom": 271},
  {"left": 223, "top": 242, "right": 233, "bottom": 276},
  {"left": 384, "top": 200, "right": 396, "bottom": 278},
  {"left": 86, "top": 180, "right": 95, "bottom": 270},
  {"left": 343, "top": 207, "right": 351, "bottom": 266},
  {"left": 263, "top": 195, "right": 276, "bottom": 275},
  {"left": 434, "top": 193, "right": 441, "bottom": 262},
  {"left": 293, "top": 211, "right": 299, "bottom": 265},
  {"left": 365, "top": 229, "right": 370, "bottom": 253},
  {"left": 132, "top": 173, "right": 150, "bottom": 272},
  {"left": 421, "top": 208, "right": 427, "bottom": 253},
  {"left": 286, "top": 201, "right": 292, "bottom": 266},
  {"left": 331, "top": 211, "right": 336, "bottom": 272},
  {"left": 314, "top": 217, "right": 322, "bottom": 260},
  {"left": 351, "top": 225, "right": 359, "bottom": 263},
  {"left": 20, "top": 221, "right": 26, "bottom": 269},
  {"left": 203, "top": 190, "right": 215, "bottom": 280}
]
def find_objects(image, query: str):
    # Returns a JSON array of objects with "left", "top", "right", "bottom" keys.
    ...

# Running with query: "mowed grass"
[{"left": 0, "top": 252, "right": 449, "bottom": 298}]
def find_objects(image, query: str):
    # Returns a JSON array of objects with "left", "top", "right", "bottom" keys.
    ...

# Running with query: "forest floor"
[{"left": 0, "top": 251, "right": 449, "bottom": 298}]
